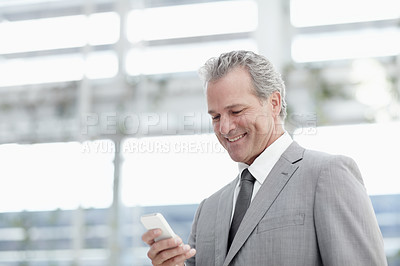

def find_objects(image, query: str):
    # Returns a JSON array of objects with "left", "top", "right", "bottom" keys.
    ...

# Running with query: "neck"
[{"left": 266, "top": 122, "right": 285, "bottom": 148}]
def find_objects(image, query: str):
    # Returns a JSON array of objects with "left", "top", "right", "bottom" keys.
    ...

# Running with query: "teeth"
[{"left": 228, "top": 134, "right": 245, "bottom": 142}]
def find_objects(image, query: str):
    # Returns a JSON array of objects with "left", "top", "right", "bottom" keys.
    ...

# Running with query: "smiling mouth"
[{"left": 227, "top": 133, "right": 246, "bottom": 142}]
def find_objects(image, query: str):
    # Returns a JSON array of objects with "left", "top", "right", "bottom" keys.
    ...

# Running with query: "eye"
[
  {"left": 232, "top": 110, "right": 243, "bottom": 115},
  {"left": 211, "top": 115, "right": 220, "bottom": 121}
]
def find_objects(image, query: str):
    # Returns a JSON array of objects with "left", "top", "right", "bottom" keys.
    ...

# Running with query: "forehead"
[
  {"left": 206, "top": 67, "right": 255, "bottom": 95},
  {"left": 206, "top": 68, "right": 261, "bottom": 112}
]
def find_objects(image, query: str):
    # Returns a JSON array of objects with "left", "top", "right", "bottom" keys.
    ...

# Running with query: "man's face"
[{"left": 207, "top": 67, "right": 282, "bottom": 165}]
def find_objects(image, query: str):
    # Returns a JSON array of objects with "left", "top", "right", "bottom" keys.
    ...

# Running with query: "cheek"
[
  {"left": 212, "top": 125, "right": 224, "bottom": 140},
  {"left": 235, "top": 115, "right": 252, "bottom": 129},
  {"left": 216, "top": 134, "right": 228, "bottom": 149},
  {"left": 255, "top": 113, "right": 273, "bottom": 128},
  {"left": 212, "top": 123, "right": 217, "bottom": 131},
  {"left": 212, "top": 121, "right": 221, "bottom": 132}
]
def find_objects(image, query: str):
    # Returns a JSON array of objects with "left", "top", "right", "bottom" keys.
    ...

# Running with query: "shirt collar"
[{"left": 238, "top": 132, "right": 293, "bottom": 184}]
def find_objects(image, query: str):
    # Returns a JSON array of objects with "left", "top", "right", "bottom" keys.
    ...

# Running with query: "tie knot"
[{"left": 241, "top": 168, "right": 255, "bottom": 183}]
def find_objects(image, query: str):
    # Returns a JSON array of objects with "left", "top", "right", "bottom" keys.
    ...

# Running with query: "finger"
[
  {"left": 148, "top": 237, "right": 182, "bottom": 260},
  {"left": 152, "top": 243, "right": 193, "bottom": 265},
  {"left": 162, "top": 248, "right": 196, "bottom": 266},
  {"left": 185, "top": 248, "right": 196, "bottom": 260},
  {"left": 142, "top": 229, "right": 162, "bottom": 245}
]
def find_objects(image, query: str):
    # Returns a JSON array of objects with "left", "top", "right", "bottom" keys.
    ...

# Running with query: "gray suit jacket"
[{"left": 186, "top": 142, "right": 387, "bottom": 266}]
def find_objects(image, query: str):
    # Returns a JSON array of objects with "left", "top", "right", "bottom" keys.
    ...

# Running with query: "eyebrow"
[{"left": 208, "top": 104, "right": 245, "bottom": 115}]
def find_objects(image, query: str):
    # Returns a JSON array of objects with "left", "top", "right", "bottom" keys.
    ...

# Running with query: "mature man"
[{"left": 142, "top": 50, "right": 387, "bottom": 266}]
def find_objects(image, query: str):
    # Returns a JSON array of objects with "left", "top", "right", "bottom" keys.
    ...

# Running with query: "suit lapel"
[
  {"left": 215, "top": 178, "right": 238, "bottom": 266},
  {"left": 223, "top": 142, "right": 304, "bottom": 266}
]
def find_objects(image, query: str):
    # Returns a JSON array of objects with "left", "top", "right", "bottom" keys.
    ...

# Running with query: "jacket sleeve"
[{"left": 314, "top": 155, "right": 387, "bottom": 266}]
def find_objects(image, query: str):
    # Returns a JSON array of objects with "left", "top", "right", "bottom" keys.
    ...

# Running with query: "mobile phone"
[{"left": 140, "top": 213, "right": 176, "bottom": 242}]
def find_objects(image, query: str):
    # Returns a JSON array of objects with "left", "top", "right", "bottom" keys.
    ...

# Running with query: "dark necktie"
[{"left": 228, "top": 168, "right": 256, "bottom": 250}]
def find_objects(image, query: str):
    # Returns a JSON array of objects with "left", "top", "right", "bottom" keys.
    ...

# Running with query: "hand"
[{"left": 142, "top": 229, "right": 196, "bottom": 266}]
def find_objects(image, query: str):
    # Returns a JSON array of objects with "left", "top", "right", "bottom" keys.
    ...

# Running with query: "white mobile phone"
[{"left": 140, "top": 213, "right": 176, "bottom": 242}]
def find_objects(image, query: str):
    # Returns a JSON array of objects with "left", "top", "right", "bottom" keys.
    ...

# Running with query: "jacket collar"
[{"left": 221, "top": 142, "right": 305, "bottom": 266}]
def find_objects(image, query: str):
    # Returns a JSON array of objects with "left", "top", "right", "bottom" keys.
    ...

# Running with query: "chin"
[{"left": 228, "top": 153, "right": 245, "bottom": 163}]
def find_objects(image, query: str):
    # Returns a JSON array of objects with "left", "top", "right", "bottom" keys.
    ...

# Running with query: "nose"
[{"left": 219, "top": 115, "right": 235, "bottom": 136}]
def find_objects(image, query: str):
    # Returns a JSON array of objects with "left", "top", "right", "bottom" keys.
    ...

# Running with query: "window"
[
  {"left": 0, "top": 12, "right": 119, "bottom": 86},
  {"left": 127, "top": 1, "right": 257, "bottom": 42},
  {"left": 290, "top": 0, "right": 400, "bottom": 27},
  {"left": 0, "top": 141, "right": 114, "bottom": 212},
  {"left": 121, "top": 134, "right": 237, "bottom": 206},
  {"left": 290, "top": 0, "right": 400, "bottom": 62}
]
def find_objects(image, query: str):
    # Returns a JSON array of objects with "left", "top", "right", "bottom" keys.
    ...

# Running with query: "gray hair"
[{"left": 199, "top": 50, "right": 287, "bottom": 120}]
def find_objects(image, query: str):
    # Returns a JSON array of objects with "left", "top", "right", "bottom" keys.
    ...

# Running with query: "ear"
[{"left": 269, "top": 91, "right": 282, "bottom": 118}]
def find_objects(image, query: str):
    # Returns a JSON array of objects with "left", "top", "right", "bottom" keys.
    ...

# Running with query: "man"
[{"left": 142, "top": 50, "right": 387, "bottom": 266}]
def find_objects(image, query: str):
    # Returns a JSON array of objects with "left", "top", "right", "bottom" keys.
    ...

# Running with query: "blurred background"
[{"left": 0, "top": 0, "right": 399, "bottom": 265}]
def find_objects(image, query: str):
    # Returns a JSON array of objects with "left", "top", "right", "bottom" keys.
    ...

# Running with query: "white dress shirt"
[{"left": 231, "top": 132, "right": 293, "bottom": 221}]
